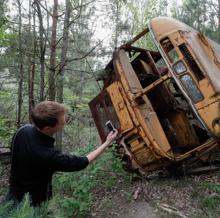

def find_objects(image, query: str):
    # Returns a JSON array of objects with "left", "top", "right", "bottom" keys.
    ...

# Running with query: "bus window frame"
[
  {"left": 173, "top": 60, "right": 187, "bottom": 75},
  {"left": 160, "top": 37, "right": 179, "bottom": 63},
  {"left": 89, "top": 90, "right": 121, "bottom": 141},
  {"left": 179, "top": 73, "right": 204, "bottom": 103}
]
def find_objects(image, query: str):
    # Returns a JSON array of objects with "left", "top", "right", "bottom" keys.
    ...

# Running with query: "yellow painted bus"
[{"left": 89, "top": 17, "right": 220, "bottom": 173}]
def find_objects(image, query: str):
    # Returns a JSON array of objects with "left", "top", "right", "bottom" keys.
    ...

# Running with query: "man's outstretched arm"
[{"left": 87, "top": 130, "right": 118, "bottom": 163}]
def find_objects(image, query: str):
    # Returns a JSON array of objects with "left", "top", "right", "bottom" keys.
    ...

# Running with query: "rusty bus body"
[{"left": 89, "top": 17, "right": 220, "bottom": 173}]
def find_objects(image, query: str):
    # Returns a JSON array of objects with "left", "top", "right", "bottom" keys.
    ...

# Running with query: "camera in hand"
[{"left": 105, "top": 120, "right": 115, "bottom": 132}]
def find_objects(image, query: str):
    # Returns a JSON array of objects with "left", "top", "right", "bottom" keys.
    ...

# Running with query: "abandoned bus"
[{"left": 89, "top": 17, "right": 220, "bottom": 173}]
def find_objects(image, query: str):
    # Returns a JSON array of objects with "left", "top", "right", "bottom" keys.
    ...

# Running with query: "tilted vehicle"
[{"left": 89, "top": 17, "right": 220, "bottom": 173}]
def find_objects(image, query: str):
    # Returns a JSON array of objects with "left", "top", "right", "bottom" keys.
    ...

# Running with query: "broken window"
[
  {"left": 96, "top": 103, "right": 108, "bottom": 135},
  {"left": 160, "top": 37, "right": 179, "bottom": 63},
  {"left": 104, "top": 95, "right": 120, "bottom": 130},
  {"left": 173, "top": 60, "right": 187, "bottom": 75},
  {"left": 180, "top": 74, "right": 204, "bottom": 103}
]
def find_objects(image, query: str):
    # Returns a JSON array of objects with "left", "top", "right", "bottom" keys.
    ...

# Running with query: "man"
[{"left": 7, "top": 101, "right": 118, "bottom": 206}]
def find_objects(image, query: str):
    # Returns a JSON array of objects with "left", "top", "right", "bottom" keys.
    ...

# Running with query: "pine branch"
[{"left": 66, "top": 37, "right": 106, "bottom": 63}]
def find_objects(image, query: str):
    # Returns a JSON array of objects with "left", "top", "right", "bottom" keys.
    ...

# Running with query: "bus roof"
[{"left": 149, "top": 17, "right": 195, "bottom": 40}]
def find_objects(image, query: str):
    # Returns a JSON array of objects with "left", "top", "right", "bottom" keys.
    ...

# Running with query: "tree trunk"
[
  {"left": 35, "top": 0, "right": 46, "bottom": 101},
  {"left": 115, "top": 0, "right": 119, "bottom": 48},
  {"left": 218, "top": 0, "right": 220, "bottom": 43},
  {"left": 28, "top": 64, "right": 35, "bottom": 121},
  {"left": 56, "top": 0, "right": 71, "bottom": 103},
  {"left": 17, "top": 0, "right": 24, "bottom": 128},
  {"left": 56, "top": 0, "right": 71, "bottom": 149},
  {"left": 28, "top": 0, "right": 36, "bottom": 122},
  {"left": 49, "top": 0, "right": 58, "bottom": 101}
]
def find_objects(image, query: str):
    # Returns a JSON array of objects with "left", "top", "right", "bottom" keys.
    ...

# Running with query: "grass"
[{"left": 189, "top": 181, "right": 220, "bottom": 218}]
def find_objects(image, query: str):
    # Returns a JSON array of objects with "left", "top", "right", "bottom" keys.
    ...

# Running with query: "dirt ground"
[
  {"left": 89, "top": 171, "right": 220, "bottom": 218},
  {"left": 89, "top": 188, "right": 160, "bottom": 218}
]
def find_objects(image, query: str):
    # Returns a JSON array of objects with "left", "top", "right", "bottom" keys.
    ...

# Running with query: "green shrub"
[
  {"left": 192, "top": 183, "right": 220, "bottom": 217},
  {"left": 202, "top": 195, "right": 220, "bottom": 210},
  {"left": 47, "top": 144, "right": 132, "bottom": 217},
  {"left": 0, "top": 115, "right": 15, "bottom": 146},
  {"left": 0, "top": 195, "right": 35, "bottom": 218}
]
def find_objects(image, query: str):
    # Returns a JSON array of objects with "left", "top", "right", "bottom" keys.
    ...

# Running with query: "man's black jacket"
[{"left": 8, "top": 124, "right": 89, "bottom": 206}]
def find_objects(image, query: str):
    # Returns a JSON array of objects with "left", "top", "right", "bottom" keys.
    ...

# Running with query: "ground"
[
  {"left": 1, "top": 159, "right": 220, "bottom": 218},
  {"left": 89, "top": 184, "right": 160, "bottom": 218},
  {"left": 89, "top": 171, "right": 220, "bottom": 218}
]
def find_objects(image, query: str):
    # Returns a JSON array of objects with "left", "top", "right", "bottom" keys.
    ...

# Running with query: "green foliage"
[
  {"left": 191, "top": 182, "right": 220, "bottom": 217},
  {"left": 202, "top": 195, "right": 220, "bottom": 210},
  {"left": 0, "top": 1, "right": 16, "bottom": 48},
  {"left": 9, "top": 195, "right": 35, "bottom": 218},
  {"left": 0, "top": 115, "right": 15, "bottom": 146},
  {"left": 0, "top": 200, "right": 13, "bottom": 218},
  {"left": 0, "top": 88, "right": 17, "bottom": 146},
  {"left": 0, "top": 195, "right": 34, "bottom": 218},
  {"left": 201, "top": 183, "right": 220, "bottom": 213},
  {"left": 171, "top": 0, "right": 219, "bottom": 41},
  {"left": 47, "top": 144, "right": 132, "bottom": 217},
  {"left": 0, "top": 31, "right": 16, "bottom": 48}
]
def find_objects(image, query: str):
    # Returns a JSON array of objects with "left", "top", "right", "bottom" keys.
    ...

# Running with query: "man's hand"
[
  {"left": 105, "top": 129, "right": 118, "bottom": 145},
  {"left": 86, "top": 129, "right": 118, "bottom": 163}
]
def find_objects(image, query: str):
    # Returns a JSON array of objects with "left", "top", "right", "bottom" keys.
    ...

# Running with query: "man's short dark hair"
[{"left": 31, "top": 101, "right": 65, "bottom": 130}]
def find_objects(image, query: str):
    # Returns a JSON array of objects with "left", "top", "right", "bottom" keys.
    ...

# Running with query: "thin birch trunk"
[
  {"left": 28, "top": 0, "right": 36, "bottom": 121},
  {"left": 17, "top": 0, "right": 24, "bottom": 128},
  {"left": 115, "top": 0, "right": 119, "bottom": 48},
  {"left": 49, "top": 0, "right": 58, "bottom": 101},
  {"left": 56, "top": 0, "right": 71, "bottom": 149},
  {"left": 35, "top": 0, "right": 46, "bottom": 101},
  {"left": 218, "top": 0, "right": 220, "bottom": 43}
]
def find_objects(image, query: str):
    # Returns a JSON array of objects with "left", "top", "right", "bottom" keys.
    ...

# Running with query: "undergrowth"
[
  {"left": 0, "top": 115, "right": 15, "bottom": 146},
  {"left": 0, "top": 144, "right": 132, "bottom": 218},
  {"left": 191, "top": 182, "right": 220, "bottom": 218}
]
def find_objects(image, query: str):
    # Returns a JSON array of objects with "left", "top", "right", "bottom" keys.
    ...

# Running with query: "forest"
[{"left": 0, "top": 0, "right": 220, "bottom": 217}]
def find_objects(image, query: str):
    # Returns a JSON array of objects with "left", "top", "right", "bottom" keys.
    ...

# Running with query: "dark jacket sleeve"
[{"left": 46, "top": 149, "right": 89, "bottom": 172}]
